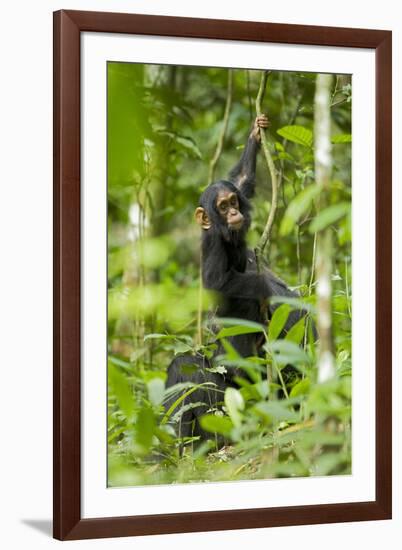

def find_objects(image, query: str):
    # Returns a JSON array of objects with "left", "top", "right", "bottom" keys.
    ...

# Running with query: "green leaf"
[
  {"left": 172, "top": 342, "right": 194, "bottom": 355},
  {"left": 135, "top": 406, "right": 155, "bottom": 453},
  {"left": 216, "top": 325, "right": 264, "bottom": 339},
  {"left": 331, "top": 133, "right": 352, "bottom": 144},
  {"left": 254, "top": 402, "right": 298, "bottom": 424},
  {"left": 146, "top": 378, "right": 165, "bottom": 406},
  {"left": 298, "top": 430, "right": 345, "bottom": 446},
  {"left": 157, "top": 130, "right": 202, "bottom": 159},
  {"left": 108, "top": 355, "right": 133, "bottom": 372},
  {"left": 171, "top": 402, "right": 205, "bottom": 423},
  {"left": 277, "top": 152, "right": 294, "bottom": 162},
  {"left": 280, "top": 184, "right": 321, "bottom": 236},
  {"left": 224, "top": 388, "right": 244, "bottom": 428},
  {"left": 277, "top": 125, "right": 313, "bottom": 148},
  {"left": 144, "top": 333, "right": 172, "bottom": 341},
  {"left": 268, "top": 304, "right": 291, "bottom": 340},
  {"left": 219, "top": 338, "right": 241, "bottom": 360},
  {"left": 199, "top": 414, "right": 233, "bottom": 435},
  {"left": 108, "top": 362, "right": 134, "bottom": 419},
  {"left": 309, "top": 202, "right": 350, "bottom": 233},
  {"left": 289, "top": 378, "right": 311, "bottom": 398},
  {"left": 285, "top": 316, "right": 306, "bottom": 344},
  {"left": 269, "top": 295, "right": 316, "bottom": 314},
  {"left": 265, "top": 340, "right": 311, "bottom": 369},
  {"left": 215, "top": 318, "right": 264, "bottom": 329},
  {"left": 221, "top": 359, "right": 265, "bottom": 383},
  {"left": 175, "top": 135, "right": 202, "bottom": 159},
  {"left": 215, "top": 318, "right": 264, "bottom": 339},
  {"left": 154, "top": 426, "right": 175, "bottom": 445},
  {"left": 313, "top": 453, "right": 346, "bottom": 476}
]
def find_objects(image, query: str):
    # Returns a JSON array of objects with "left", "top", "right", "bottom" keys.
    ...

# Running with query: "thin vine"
[{"left": 254, "top": 70, "right": 279, "bottom": 268}]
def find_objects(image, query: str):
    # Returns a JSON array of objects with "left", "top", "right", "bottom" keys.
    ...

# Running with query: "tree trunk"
[{"left": 314, "top": 73, "right": 335, "bottom": 383}]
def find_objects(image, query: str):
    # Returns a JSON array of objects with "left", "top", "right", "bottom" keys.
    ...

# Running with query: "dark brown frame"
[{"left": 53, "top": 9, "right": 392, "bottom": 541}]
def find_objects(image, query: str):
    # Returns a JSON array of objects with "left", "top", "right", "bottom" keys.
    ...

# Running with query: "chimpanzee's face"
[
  {"left": 194, "top": 180, "right": 250, "bottom": 239},
  {"left": 216, "top": 188, "right": 244, "bottom": 230}
]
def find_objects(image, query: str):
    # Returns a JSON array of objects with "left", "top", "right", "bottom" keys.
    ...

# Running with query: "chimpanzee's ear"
[{"left": 194, "top": 207, "right": 211, "bottom": 230}]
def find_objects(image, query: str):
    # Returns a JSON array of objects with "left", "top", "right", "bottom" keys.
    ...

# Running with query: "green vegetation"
[{"left": 107, "top": 63, "right": 352, "bottom": 486}]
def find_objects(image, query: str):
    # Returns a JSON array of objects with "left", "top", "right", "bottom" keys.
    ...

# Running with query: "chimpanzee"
[{"left": 165, "top": 115, "right": 307, "bottom": 445}]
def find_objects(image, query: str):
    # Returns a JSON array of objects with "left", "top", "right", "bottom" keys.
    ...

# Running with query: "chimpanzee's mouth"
[{"left": 229, "top": 221, "right": 243, "bottom": 231}]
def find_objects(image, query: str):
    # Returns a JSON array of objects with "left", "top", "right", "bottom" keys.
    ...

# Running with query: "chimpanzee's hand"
[{"left": 251, "top": 114, "right": 269, "bottom": 142}]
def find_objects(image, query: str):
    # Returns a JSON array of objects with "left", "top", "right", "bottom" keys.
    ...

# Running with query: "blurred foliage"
[{"left": 107, "top": 62, "right": 352, "bottom": 486}]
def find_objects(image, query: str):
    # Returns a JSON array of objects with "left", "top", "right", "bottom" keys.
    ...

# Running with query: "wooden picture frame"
[{"left": 53, "top": 9, "right": 392, "bottom": 540}]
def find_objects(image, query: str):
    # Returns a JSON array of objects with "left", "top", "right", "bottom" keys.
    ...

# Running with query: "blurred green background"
[{"left": 107, "top": 62, "right": 352, "bottom": 486}]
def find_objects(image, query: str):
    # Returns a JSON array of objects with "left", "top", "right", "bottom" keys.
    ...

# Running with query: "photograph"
[
  {"left": 1, "top": 0, "right": 396, "bottom": 546},
  {"left": 107, "top": 62, "right": 353, "bottom": 487}
]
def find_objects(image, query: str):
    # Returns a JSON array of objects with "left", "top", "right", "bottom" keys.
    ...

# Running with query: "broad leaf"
[
  {"left": 309, "top": 202, "right": 350, "bottom": 233},
  {"left": 280, "top": 184, "right": 321, "bottom": 236},
  {"left": 268, "top": 304, "right": 291, "bottom": 340},
  {"left": 108, "top": 355, "right": 133, "bottom": 372},
  {"left": 199, "top": 414, "right": 233, "bottom": 435},
  {"left": 290, "top": 378, "right": 311, "bottom": 398},
  {"left": 216, "top": 318, "right": 264, "bottom": 339},
  {"left": 265, "top": 340, "right": 311, "bottom": 369},
  {"left": 331, "top": 133, "right": 352, "bottom": 144},
  {"left": 216, "top": 325, "right": 264, "bottom": 339},
  {"left": 277, "top": 125, "right": 313, "bottom": 148},
  {"left": 144, "top": 333, "right": 173, "bottom": 341},
  {"left": 146, "top": 378, "right": 165, "bottom": 406},
  {"left": 254, "top": 401, "right": 299, "bottom": 424},
  {"left": 135, "top": 406, "right": 155, "bottom": 453},
  {"left": 269, "top": 295, "right": 316, "bottom": 314},
  {"left": 108, "top": 362, "right": 134, "bottom": 419},
  {"left": 285, "top": 316, "right": 306, "bottom": 344},
  {"left": 157, "top": 130, "right": 202, "bottom": 158},
  {"left": 224, "top": 388, "right": 244, "bottom": 428}
]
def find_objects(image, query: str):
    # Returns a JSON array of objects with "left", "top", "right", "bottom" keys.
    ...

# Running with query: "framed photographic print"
[{"left": 53, "top": 10, "right": 392, "bottom": 540}]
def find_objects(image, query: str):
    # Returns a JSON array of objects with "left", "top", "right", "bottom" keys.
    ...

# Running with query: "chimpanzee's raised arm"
[{"left": 228, "top": 115, "right": 269, "bottom": 199}]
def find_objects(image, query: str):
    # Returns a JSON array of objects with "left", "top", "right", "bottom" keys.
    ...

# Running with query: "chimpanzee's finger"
[{"left": 256, "top": 115, "right": 269, "bottom": 127}]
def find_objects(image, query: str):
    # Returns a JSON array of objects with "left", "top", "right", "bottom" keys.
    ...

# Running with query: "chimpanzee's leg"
[{"left": 165, "top": 354, "right": 227, "bottom": 448}]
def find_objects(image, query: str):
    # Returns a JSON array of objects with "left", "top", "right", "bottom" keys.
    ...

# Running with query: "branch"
[
  {"left": 255, "top": 71, "right": 278, "bottom": 266},
  {"left": 208, "top": 70, "right": 233, "bottom": 185}
]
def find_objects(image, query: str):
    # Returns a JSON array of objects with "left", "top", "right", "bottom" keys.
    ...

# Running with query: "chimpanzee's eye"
[
  {"left": 220, "top": 201, "right": 228, "bottom": 212},
  {"left": 230, "top": 196, "right": 238, "bottom": 207}
]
